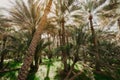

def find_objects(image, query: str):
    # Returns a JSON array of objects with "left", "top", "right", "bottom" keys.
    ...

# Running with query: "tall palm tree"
[
  {"left": 17, "top": 0, "right": 53, "bottom": 80},
  {"left": 47, "top": 0, "right": 83, "bottom": 71},
  {"left": 79, "top": 0, "right": 101, "bottom": 70},
  {"left": 77, "top": 0, "right": 120, "bottom": 71},
  {"left": 5, "top": 0, "right": 52, "bottom": 73},
  {"left": 88, "top": 12, "right": 100, "bottom": 71}
]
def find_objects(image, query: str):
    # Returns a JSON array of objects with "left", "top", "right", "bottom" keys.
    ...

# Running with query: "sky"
[{"left": 0, "top": 0, "right": 9, "bottom": 8}]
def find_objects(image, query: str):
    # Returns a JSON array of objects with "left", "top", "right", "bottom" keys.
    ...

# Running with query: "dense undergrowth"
[{"left": 0, "top": 60, "right": 119, "bottom": 80}]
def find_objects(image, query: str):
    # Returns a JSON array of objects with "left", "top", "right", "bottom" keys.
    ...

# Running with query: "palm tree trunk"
[
  {"left": 33, "top": 52, "right": 39, "bottom": 72},
  {"left": 0, "top": 37, "right": 7, "bottom": 68},
  {"left": 17, "top": 0, "right": 53, "bottom": 80},
  {"left": 58, "top": 29, "right": 62, "bottom": 46},
  {"left": 31, "top": 35, "right": 41, "bottom": 73},
  {"left": 61, "top": 17, "right": 68, "bottom": 72},
  {"left": 61, "top": 17, "right": 66, "bottom": 45},
  {"left": 118, "top": 18, "right": 120, "bottom": 30},
  {"left": 89, "top": 13, "right": 100, "bottom": 71},
  {"left": 64, "top": 60, "right": 77, "bottom": 80}
]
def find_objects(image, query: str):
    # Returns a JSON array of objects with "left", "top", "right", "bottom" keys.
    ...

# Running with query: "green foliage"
[
  {"left": 27, "top": 73, "right": 41, "bottom": 80},
  {"left": 44, "top": 76, "right": 50, "bottom": 80},
  {"left": 0, "top": 61, "right": 21, "bottom": 80},
  {"left": 75, "top": 72, "right": 91, "bottom": 80},
  {"left": 0, "top": 70, "right": 18, "bottom": 80},
  {"left": 73, "top": 27, "right": 89, "bottom": 46},
  {"left": 36, "top": 39, "right": 52, "bottom": 54},
  {"left": 43, "top": 59, "right": 54, "bottom": 67},
  {"left": 7, "top": 61, "right": 21, "bottom": 69},
  {"left": 94, "top": 73, "right": 113, "bottom": 80}
]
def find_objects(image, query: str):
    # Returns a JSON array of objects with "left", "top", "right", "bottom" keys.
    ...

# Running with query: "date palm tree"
[
  {"left": 78, "top": 0, "right": 120, "bottom": 72},
  {"left": 76, "top": 0, "right": 105, "bottom": 71},
  {"left": 17, "top": 0, "right": 53, "bottom": 80},
  {"left": 5, "top": 0, "right": 53, "bottom": 73},
  {"left": 47, "top": 0, "right": 83, "bottom": 72},
  {"left": 5, "top": 0, "right": 44, "bottom": 73}
]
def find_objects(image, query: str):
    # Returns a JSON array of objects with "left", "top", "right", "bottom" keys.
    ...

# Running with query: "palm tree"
[
  {"left": 5, "top": 0, "right": 52, "bottom": 73},
  {"left": 17, "top": 0, "right": 53, "bottom": 80},
  {"left": 77, "top": 0, "right": 120, "bottom": 71},
  {"left": 88, "top": 12, "right": 100, "bottom": 71},
  {"left": 47, "top": 0, "right": 83, "bottom": 72}
]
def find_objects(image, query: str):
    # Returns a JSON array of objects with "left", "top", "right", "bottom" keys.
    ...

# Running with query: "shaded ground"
[{"left": 0, "top": 60, "right": 119, "bottom": 80}]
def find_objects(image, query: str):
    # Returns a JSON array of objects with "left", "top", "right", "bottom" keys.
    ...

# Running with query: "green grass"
[
  {"left": 0, "top": 60, "right": 120, "bottom": 80},
  {"left": 0, "top": 60, "right": 21, "bottom": 80},
  {"left": 94, "top": 73, "right": 113, "bottom": 80}
]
